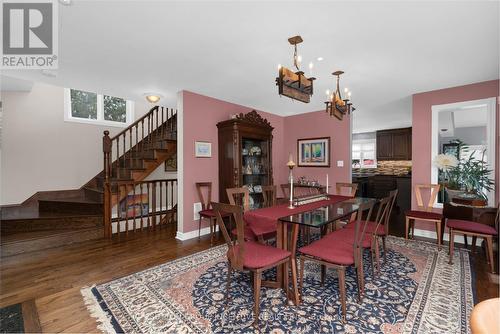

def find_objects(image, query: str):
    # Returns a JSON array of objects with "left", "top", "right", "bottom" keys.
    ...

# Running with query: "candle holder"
[{"left": 286, "top": 154, "right": 296, "bottom": 209}]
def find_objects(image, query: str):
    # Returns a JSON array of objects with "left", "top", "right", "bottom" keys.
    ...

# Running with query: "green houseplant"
[{"left": 435, "top": 146, "right": 494, "bottom": 202}]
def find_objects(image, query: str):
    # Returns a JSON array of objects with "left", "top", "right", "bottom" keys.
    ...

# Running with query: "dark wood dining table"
[{"left": 243, "top": 195, "right": 376, "bottom": 305}]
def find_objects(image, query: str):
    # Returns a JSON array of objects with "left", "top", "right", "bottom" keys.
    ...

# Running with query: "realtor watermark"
[{"left": 1, "top": 0, "right": 58, "bottom": 69}]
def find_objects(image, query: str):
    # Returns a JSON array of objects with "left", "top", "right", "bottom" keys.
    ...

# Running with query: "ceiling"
[
  {"left": 3, "top": 1, "right": 499, "bottom": 133},
  {"left": 438, "top": 104, "right": 488, "bottom": 137}
]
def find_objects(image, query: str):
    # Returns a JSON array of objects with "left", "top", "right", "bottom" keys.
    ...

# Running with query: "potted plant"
[{"left": 434, "top": 148, "right": 494, "bottom": 206}]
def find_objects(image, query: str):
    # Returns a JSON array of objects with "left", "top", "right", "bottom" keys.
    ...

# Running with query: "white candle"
[{"left": 326, "top": 174, "right": 329, "bottom": 194}]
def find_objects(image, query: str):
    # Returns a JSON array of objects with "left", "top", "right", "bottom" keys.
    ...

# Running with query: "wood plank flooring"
[{"left": 0, "top": 226, "right": 497, "bottom": 333}]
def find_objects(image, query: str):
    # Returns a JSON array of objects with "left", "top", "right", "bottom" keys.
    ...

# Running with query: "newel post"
[{"left": 103, "top": 130, "right": 112, "bottom": 238}]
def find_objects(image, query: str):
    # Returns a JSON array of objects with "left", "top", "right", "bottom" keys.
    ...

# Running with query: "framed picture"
[
  {"left": 164, "top": 153, "right": 177, "bottom": 172},
  {"left": 297, "top": 137, "right": 330, "bottom": 167},
  {"left": 195, "top": 141, "right": 212, "bottom": 158},
  {"left": 119, "top": 194, "right": 149, "bottom": 218},
  {"left": 442, "top": 143, "right": 460, "bottom": 159}
]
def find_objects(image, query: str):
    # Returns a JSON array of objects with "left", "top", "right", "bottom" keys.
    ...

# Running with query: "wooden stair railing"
[
  {"left": 104, "top": 179, "right": 177, "bottom": 237},
  {"left": 102, "top": 106, "right": 177, "bottom": 238}
]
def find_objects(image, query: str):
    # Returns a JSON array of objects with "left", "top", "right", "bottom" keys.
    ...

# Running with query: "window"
[
  {"left": 352, "top": 139, "right": 377, "bottom": 168},
  {"left": 64, "top": 88, "right": 134, "bottom": 127}
]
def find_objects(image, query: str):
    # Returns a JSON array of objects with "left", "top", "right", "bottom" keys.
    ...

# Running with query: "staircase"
[{"left": 1, "top": 106, "right": 177, "bottom": 257}]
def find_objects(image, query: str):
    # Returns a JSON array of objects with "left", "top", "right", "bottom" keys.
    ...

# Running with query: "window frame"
[
  {"left": 352, "top": 138, "right": 377, "bottom": 168},
  {"left": 64, "top": 88, "right": 134, "bottom": 128}
]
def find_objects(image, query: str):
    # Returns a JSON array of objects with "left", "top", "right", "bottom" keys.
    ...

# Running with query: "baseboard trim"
[
  {"left": 413, "top": 228, "right": 480, "bottom": 245},
  {"left": 175, "top": 226, "right": 219, "bottom": 241}
]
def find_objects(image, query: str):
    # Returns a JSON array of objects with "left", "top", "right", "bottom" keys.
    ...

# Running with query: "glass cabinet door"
[{"left": 241, "top": 137, "right": 269, "bottom": 209}]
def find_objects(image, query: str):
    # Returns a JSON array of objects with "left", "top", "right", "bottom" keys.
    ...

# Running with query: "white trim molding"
[
  {"left": 175, "top": 226, "right": 219, "bottom": 241},
  {"left": 431, "top": 97, "right": 496, "bottom": 207},
  {"left": 176, "top": 91, "right": 184, "bottom": 237},
  {"left": 413, "top": 228, "right": 481, "bottom": 245}
]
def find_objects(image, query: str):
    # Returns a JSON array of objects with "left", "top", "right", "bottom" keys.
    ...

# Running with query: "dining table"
[{"left": 243, "top": 195, "right": 376, "bottom": 305}]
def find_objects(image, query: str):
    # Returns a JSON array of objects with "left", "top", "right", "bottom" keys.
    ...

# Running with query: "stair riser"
[
  {"left": 1, "top": 228, "right": 104, "bottom": 257},
  {"left": 1, "top": 216, "right": 103, "bottom": 234},
  {"left": 38, "top": 201, "right": 103, "bottom": 215}
]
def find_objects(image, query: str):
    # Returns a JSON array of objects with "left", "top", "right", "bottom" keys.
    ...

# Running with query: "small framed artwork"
[
  {"left": 164, "top": 153, "right": 177, "bottom": 172},
  {"left": 297, "top": 137, "right": 330, "bottom": 167},
  {"left": 442, "top": 143, "right": 460, "bottom": 159},
  {"left": 195, "top": 141, "right": 212, "bottom": 158}
]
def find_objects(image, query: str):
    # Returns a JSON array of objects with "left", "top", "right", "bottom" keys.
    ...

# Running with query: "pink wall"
[
  {"left": 182, "top": 91, "right": 285, "bottom": 234},
  {"left": 283, "top": 111, "right": 351, "bottom": 193},
  {"left": 412, "top": 80, "right": 499, "bottom": 230},
  {"left": 181, "top": 92, "right": 352, "bottom": 234}
]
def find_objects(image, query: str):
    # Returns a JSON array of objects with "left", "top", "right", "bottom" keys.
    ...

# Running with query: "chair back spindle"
[
  {"left": 212, "top": 202, "right": 245, "bottom": 270},
  {"left": 336, "top": 183, "right": 358, "bottom": 197},
  {"left": 195, "top": 182, "right": 212, "bottom": 211},
  {"left": 261, "top": 185, "right": 277, "bottom": 207},
  {"left": 414, "top": 184, "right": 440, "bottom": 212},
  {"left": 352, "top": 200, "right": 375, "bottom": 255},
  {"left": 226, "top": 187, "right": 250, "bottom": 211}
]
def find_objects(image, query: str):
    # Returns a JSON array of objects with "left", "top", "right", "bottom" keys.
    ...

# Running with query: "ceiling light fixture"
[
  {"left": 317, "top": 57, "right": 324, "bottom": 61},
  {"left": 324, "top": 71, "right": 355, "bottom": 120},
  {"left": 59, "top": 0, "right": 72, "bottom": 5},
  {"left": 275, "top": 35, "right": 315, "bottom": 103},
  {"left": 144, "top": 93, "right": 163, "bottom": 104}
]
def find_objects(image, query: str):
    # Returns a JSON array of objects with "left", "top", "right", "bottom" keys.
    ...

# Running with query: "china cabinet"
[{"left": 217, "top": 110, "right": 273, "bottom": 209}]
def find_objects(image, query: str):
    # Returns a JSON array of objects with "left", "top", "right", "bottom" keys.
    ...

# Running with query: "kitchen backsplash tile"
[{"left": 353, "top": 160, "right": 412, "bottom": 176}]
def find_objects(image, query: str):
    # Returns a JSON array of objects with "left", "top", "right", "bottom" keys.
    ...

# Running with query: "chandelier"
[
  {"left": 276, "top": 35, "right": 315, "bottom": 103},
  {"left": 324, "top": 71, "right": 355, "bottom": 120}
]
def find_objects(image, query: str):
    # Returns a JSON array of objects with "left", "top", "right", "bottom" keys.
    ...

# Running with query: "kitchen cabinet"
[{"left": 376, "top": 127, "right": 412, "bottom": 160}]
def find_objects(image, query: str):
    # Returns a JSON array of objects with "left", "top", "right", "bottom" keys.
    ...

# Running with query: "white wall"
[{"left": 1, "top": 82, "right": 173, "bottom": 205}]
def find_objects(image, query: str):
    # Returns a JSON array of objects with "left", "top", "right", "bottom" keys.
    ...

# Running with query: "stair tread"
[
  {"left": 39, "top": 198, "right": 102, "bottom": 204},
  {"left": 1, "top": 227, "right": 103, "bottom": 244},
  {"left": 1, "top": 208, "right": 102, "bottom": 221}
]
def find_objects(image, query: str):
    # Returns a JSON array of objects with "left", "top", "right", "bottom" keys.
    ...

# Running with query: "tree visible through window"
[
  {"left": 70, "top": 89, "right": 97, "bottom": 119},
  {"left": 104, "top": 95, "right": 127, "bottom": 123},
  {"left": 66, "top": 88, "right": 133, "bottom": 126}
]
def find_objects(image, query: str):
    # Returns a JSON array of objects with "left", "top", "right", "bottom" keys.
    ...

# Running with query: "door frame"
[{"left": 431, "top": 97, "right": 496, "bottom": 207}]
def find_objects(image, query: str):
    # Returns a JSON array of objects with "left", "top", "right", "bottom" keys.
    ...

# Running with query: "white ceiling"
[{"left": 3, "top": 1, "right": 499, "bottom": 133}]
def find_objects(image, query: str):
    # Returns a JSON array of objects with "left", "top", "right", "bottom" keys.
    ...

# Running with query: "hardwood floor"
[{"left": 0, "top": 226, "right": 497, "bottom": 333}]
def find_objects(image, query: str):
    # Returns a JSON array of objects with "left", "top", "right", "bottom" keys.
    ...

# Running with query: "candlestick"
[
  {"left": 326, "top": 174, "right": 329, "bottom": 194},
  {"left": 287, "top": 152, "right": 295, "bottom": 209}
]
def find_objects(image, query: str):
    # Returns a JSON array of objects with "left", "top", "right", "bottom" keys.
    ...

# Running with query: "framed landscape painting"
[{"left": 297, "top": 137, "right": 330, "bottom": 167}]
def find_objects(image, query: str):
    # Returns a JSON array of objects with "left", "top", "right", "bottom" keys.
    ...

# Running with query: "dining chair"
[
  {"left": 405, "top": 184, "right": 443, "bottom": 248},
  {"left": 226, "top": 187, "right": 257, "bottom": 241},
  {"left": 280, "top": 183, "right": 290, "bottom": 199},
  {"left": 343, "top": 191, "right": 397, "bottom": 271},
  {"left": 226, "top": 187, "right": 250, "bottom": 211},
  {"left": 195, "top": 182, "right": 231, "bottom": 244},
  {"left": 212, "top": 202, "right": 298, "bottom": 327},
  {"left": 298, "top": 200, "right": 375, "bottom": 322},
  {"left": 335, "top": 182, "right": 358, "bottom": 197},
  {"left": 347, "top": 190, "right": 398, "bottom": 260},
  {"left": 447, "top": 206, "right": 499, "bottom": 273},
  {"left": 261, "top": 185, "right": 277, "bottom": 207}
]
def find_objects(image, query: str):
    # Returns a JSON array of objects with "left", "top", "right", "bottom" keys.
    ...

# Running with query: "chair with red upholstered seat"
[
  {"left": 405, "top": 184, "right": 443, "bottom": 248},
  {"left": 343, "top": 191, "right": 397, "bottom": 272},
  {"left": 448, "top": 207, "right": 499, "bottom": 273},
  {"left": 195, "top": 182, "right": 231, "bottom": 244},
  {"left": 298, "top": 200, "right": 375, "bottom": 322},
  {"left": 212, "top": 202, "right": 298, "bottom": 327}
]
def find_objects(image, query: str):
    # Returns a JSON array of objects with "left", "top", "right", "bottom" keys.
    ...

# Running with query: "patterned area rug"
[{"left": 81, "top": 237, "right": 474, "bottom": 333}]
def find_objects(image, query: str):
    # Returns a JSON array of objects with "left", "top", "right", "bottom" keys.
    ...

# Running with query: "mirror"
[{"left": 431, "top": 98, "right": 496, "bottom": 207}]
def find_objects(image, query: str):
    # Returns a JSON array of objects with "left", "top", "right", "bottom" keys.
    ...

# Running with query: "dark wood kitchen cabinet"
[
  {"left": 217, "top": 110, "right": 273, "bottom": 209},
  {"left": 376, "top": 127, "right": 412, "bottom": 160}
]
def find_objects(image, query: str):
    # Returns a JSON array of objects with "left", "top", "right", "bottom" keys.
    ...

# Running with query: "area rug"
[
  {"left": 0, "top": 303, "right": 24, "bottom": 334},
  {"left": 81, "top": 237, "right": 474, "bottom": 333}
]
